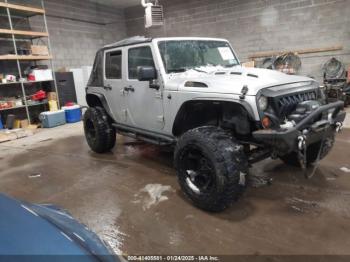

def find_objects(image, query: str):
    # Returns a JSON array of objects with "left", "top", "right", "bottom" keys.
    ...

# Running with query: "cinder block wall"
[
  {"left": 29, "top": 0, "right": 127, "bottom": 69},
  {"left": 125, "top": 0, "right": 350, "bottom": 81}
]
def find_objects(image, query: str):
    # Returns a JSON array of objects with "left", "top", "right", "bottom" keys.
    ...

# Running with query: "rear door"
[
  {"left": 124, "top": 45, "right": 165, "bottom": 132},
  {"left": 103, "top": 49, "right": 128, "bottom": 123}
]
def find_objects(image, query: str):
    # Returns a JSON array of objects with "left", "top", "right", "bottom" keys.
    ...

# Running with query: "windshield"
[{"left": 158, "top": 40, "right": 239, "bottom": 74}]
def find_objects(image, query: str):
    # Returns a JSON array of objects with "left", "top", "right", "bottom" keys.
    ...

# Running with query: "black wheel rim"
[
  {"left": 85, "top": 118, "right": 96, "bottom": 141},
  {"left": 179, "top": 145, "right": 215, "bottom": 194}
]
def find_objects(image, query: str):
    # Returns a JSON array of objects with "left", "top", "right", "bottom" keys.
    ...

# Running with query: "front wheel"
[
  {"left": 174, "top": 127, "right": 249, "bottom": 212},
  {"left": 83, "top": 107, "right": 116, "bottom": 153}
]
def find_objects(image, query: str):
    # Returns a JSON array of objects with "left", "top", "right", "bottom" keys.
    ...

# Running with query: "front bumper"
[{"left": 252, "top": 101, "right": 346, "bottom": 154}]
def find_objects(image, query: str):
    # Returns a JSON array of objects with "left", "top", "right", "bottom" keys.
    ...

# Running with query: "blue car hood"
[{"left": 0, "top": 194, "right": 118, "bottom": 262}]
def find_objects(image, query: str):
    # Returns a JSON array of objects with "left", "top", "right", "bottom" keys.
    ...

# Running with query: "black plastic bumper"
[{"left": 252, "top": 101, "right": 346, "bottom": 154}]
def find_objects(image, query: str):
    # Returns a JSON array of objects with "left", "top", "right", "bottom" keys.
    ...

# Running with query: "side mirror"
[{"left": 137, "top": 66, "right": 157, "bottom": 82}]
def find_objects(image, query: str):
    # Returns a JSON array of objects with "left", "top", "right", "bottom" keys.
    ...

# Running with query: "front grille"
[{"left": 276, "top": 90, "right": 318, "bottom": 117}]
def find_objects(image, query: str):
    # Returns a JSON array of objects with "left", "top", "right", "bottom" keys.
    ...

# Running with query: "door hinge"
[
  {"left": 122, "top": 109, "right": 128, "bottom": 121},
  {"left": 155, "top": 91, "right": 163, "bottom": 99},
  {"left": 157, "top": 115, "right": 164, "bottom": 123}
]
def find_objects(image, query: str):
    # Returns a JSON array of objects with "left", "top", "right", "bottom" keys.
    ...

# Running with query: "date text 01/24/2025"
[{"left": 126, "top": 255, "right": 220, "bottom": 261}]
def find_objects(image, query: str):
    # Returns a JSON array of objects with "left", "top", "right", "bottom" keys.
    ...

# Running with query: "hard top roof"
[
  {"left": 102, "top": 36, "right": 152, "bottom": 51},
  {"left": 101, "top": 36, "right": 229, "bottom": 51}
]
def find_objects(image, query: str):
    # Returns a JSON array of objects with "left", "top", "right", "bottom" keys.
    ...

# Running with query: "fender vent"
[
  {"left": 215, "top": 72, "right": 226, "bottom": 75},
  {"left": 185, "top": 81, "right": 208, "bottom": 88},
  {"left": 247, "top": 73, "right": 258, "bottom": 78},
  {"left": 231, "top": 72, "right": 242, "bottom": 75}
]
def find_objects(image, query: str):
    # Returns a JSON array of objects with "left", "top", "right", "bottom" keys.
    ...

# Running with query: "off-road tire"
[
  {"left": 280, "top": 133, "right": 335, "bottom": 167},
  {"left": 84, "top": 107, "right": 116, "bottom": 153},
  {"left": 174, "top": 126, "right": 249, "bottom": 212}
]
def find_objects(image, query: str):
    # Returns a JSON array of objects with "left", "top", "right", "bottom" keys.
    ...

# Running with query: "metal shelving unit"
[
  {"left": 0, "top": 101, "right": 48, "bottom": 112},
  {"left": 0, "top": 79, "right": 53, "bottom": 86},
  {"left": 0, "top": 0, "right": 59, "bottom": 124}
]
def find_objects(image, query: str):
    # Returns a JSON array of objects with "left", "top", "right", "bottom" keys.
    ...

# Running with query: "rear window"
[
  {"left": 88, "top": 50, "right": 104, "bottom": 86},
  {"left": 105, "top": 51, "right": 122, "bottom": 79}
]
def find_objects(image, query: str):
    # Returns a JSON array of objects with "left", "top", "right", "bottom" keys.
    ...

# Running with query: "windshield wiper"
[
  {"left": 224, "top": 64, "right": 239, "bottom": 68},
  {"left": 192, "top": 68, "right": 208, "bottom": 73},
  {"left": 167, "top": 68, "right": 187, "bottom": 73}
]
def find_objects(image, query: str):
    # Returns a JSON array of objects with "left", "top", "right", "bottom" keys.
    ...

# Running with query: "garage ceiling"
[{"left": 89, "top": 0, "right": 142, "bottom": 8}]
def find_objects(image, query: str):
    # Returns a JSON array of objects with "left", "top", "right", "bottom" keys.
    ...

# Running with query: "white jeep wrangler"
[{"left": 84, "top": 37, "right": 346, "bottom": 212}]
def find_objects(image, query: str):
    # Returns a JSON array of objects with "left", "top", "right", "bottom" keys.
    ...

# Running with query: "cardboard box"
[
  {"left": 57, "top": 67, "right": 68, "bottom": 72},
  {"left": 47, "top": 92, "right": 57, "bottom": 101},
  {"left": 32, "top": 69, "right": 53, "bottom": 81},
  {"left": 27, "top": 124, "right": 38, "bottom": 130},
  {"left": 31, "top": 45, "right": 49, "bottom": 56},
  {"left": 242, "top": 61, "right": 255, "bottom": 68},
  {"left": 20, "top": 119, "right": 29, "bottom": 128}
]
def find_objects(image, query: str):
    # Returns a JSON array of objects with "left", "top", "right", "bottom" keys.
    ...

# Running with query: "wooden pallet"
[{"left": 0, "top": 129, "right": 34, "bottom": 143}]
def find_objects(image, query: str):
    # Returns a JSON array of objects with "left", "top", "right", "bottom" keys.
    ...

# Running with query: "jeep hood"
[{"left": 165, "top": 66, "right": 315, "bottom": 96}]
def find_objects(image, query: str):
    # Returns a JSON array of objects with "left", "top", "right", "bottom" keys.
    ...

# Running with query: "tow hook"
[
  {"left": 336, "top": 122, "right": 343, "bottom": 133},
  {"left": 298, "top": 135, "right": 307, "bottom": 151},
  {"left": 297, "top": 135, "right": 307, "bottom": 171}
]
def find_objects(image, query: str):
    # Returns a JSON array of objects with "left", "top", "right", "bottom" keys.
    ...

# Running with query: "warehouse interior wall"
[
  {"left": 28, "top": 0, "right": 127, "bottom": 69},
  {"left": 2, "top": 0, "right": 348, "bottom": 78},
  {"left": 125, "top": 0, "right": 350, "bottom": 81}
]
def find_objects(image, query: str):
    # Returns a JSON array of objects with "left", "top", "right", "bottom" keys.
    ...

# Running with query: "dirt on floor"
[{"left": 0, "top": 122, "right": 350, "bottom": 256}]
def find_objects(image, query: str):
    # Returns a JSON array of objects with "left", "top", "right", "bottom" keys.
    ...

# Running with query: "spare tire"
[
  {"left": 324, "top": 58, "right": 346, "bottom": 79},
  {"left": 274, "top": 52, "right": 301, "bottom": 74}
]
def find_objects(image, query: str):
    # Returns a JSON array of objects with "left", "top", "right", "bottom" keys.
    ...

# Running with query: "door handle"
[
  {"left": 104, "top": 84, "right": 112, "bottom": 90},
  {"left": 124, "top": 86, "right": 135, "bottom": 93}
]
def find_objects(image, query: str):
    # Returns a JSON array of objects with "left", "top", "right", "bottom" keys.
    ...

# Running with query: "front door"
[
  {"left": 125, "top": 45, "right": 164, "bottom": 132},
  {"left": 104, "top": 48, "right": 128, "bottom": 123}
]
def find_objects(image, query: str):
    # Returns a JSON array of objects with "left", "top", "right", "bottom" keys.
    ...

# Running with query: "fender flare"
[
  {"left": 172, "top": 99, "right": 256, "bottom": 136},
  {"left": 86, "top": 92, "right": 114, "bottom": 120}
]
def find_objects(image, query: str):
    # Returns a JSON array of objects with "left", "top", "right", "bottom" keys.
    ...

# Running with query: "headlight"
[{"left": 258, "top": 96, "right": 268, "bottom": 111}]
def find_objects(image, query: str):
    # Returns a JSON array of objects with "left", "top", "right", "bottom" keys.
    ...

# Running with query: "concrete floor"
[{"left": 1, "top": 121, "right": 350, "bottom": 256}]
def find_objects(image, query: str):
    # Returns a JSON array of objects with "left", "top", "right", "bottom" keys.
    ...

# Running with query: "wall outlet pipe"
[{"left": 141, "top": 0, "right": 153, "bottom": 8}]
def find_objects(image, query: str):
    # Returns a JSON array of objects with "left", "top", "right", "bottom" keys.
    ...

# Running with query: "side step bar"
[{"left": 112, "top": 123, "right": 176, "bottom": 146}]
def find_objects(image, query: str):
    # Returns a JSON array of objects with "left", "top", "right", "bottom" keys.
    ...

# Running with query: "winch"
[{"left": 287, "top": 100, "right": 321, "bottom": 123}]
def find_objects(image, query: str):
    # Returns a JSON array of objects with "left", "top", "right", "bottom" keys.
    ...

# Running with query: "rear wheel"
[
  {"left": 84, "top": 107, "right": 116, "bottom": 153},
  {"left": 174, "top": 126, "right": 249, "bottom": 212},
  {"left": 280, "top": 133, "right": 335, "bottom": 167}
]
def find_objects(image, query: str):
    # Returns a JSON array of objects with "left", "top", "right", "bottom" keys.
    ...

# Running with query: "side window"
[
  {"left": 105, "top": 51, "right": 122, "bottom": 79},
  {"left": 128, "top": 46, "right": 155, "bottom": 80}
]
